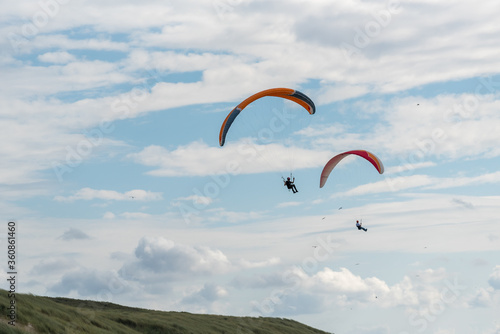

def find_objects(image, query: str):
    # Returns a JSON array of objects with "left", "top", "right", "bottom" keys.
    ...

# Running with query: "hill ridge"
[{"left": 1, "top": 289, "right": 333, "bottom": 334}]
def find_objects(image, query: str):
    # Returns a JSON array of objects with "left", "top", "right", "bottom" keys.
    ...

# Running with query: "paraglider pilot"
[
  {"left": 284, "top": 177, "right": 298, "bottom": 193},
  {"left": 356, "top": 220, "right": 367, "bottom": 232}
]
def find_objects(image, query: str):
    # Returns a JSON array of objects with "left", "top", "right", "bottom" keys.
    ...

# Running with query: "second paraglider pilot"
[{"left": 356, "top": 220, "right": 367, "bottom": 232}]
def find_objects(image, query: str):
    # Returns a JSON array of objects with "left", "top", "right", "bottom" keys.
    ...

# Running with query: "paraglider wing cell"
[
  {"left": 219, "top": 88, "right": 315, "bottom": 146},
  {"left": 319, "top": 150, "right": 384, "bottom": 188}
]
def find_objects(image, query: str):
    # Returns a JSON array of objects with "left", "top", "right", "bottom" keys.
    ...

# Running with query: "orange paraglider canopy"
[{"left": 219, "top": 88, "right": 315, "bottom": 146}]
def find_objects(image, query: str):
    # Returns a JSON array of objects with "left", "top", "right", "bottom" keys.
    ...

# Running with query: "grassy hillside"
[{"left": 0, "top": 289, "right": 332, "bottom": 334}]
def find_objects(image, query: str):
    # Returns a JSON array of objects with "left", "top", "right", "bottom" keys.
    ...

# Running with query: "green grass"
[{"left": 0, "top": 289, "right": 332, "bottom": 334}]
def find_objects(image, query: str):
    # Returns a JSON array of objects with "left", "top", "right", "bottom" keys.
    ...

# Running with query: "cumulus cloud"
[
  {"left": 465, "top": 266, "right": 500, "bottom": 309},
  {"left": 181, "top": 283, "right": 228, "bottom": 304},
  {"left": 120, "top": 237, "right": 231, "bottom": 279},
  {"left": 488, "top": 265, "right": 500, "bottom": 290},
  {"left": 49, "top": 268, "right": 129, "bottom": 297},
  {"left": 248, "top": 266, "right": 468, "bottom": 318},
  {"left": 467, "top": 287, "right": 495, "bottom": 308},
  {"left": 307, "top": 267, "right": 414, "bottom": 306}
]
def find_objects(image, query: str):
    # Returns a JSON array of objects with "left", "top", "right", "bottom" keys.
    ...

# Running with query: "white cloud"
[
  {"left": 120, "top": 237, "right": 231, "bottom": 279},
  {"left": 300, "top": 93, "right": 500, "bottom": 164},
  {"left": 54, "top": 188, "right": 163, "bottom": 202},
  {"left": 249, "top": 266, "right": 468, "bottom": 319},
  {"left": 237, "top": 257, "right": 281, "bottom": 269},
  {"left": 464, "top": 266, "right": 500, "bottom": 308},
  {"left": 296, "top": 124, "right": 348, "bottom": 138},
  {"left": 128, "top": 140, "right": 330, "bottom": 177},
  {"left": 232, "top": 271, "right": 288, "bottom": 290},
  {"left": 204, "top": 208, "right": 266, "bottom": 224},
  {"left": 103, "top": 211, "right": 116, "bottom": 219},
  {"left": 483, "top": 324, "right": 500, "bottom": 334},
  {"left": 119, "top": 212, "right": 152, "bottom": 220},
  {"left": 379, "top": 94, "right": 500, "bottom": 160},
  {"left": 488, "top": 265, "right": 500, "bottom": 290},
  {"left": 29, "top": 258, "right": 78, "bottom": 276},
  {"left": 385, "top": 161, "right": 436, "bottom": 175},
  {"left": 339, "top": 174, "right": 432, "bottom": 196},
  {"left": 3, "top": 2, "right": 500, "bottom": 187},
  {"left": 1, "top": 60, "right": 131, "bottom": 99},
  {"left": 337, "top": 171, "right": 500, "bottom": 197},
  {"left": 38, "top": 51, "right": 76, "bottom": 64},
  {"left": 174, "top": 205, "right": 268, "bottom": 226},
  {"left": 425, "top": 172, "right": 500, "bottom": 190},
  {"left": 311, "top": 267, "right": 392, "bottom": 298},
  {"left": 467, "top": 287, "right": 495, "bottom": 308},
  {"left": 173, "top": 195, "right": 214, "bottom": 207},
  {"left": 276, "top": 201, "right": 301, "bottom": 208},
  {"left": 3, "top": 0, "right": 500, "bottom": 102},
  {"left": 181, "top": 283, "right": 228, "bottom": 304},
  {"left": 29, "top": 35, "right": 130, "bottom": 52},
  {"left": 316, "top": 84, "right": 370, "bottom": 104},
  {"left": 49, "top": 268, "right": 130, "bottom": 297},
  {"left": 124, "top": 49, "right": 245, "bottom": 74}
]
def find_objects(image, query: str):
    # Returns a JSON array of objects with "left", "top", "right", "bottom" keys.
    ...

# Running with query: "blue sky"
[{"left": 1, "top": 0, "right": 500, "bottom": 333}]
